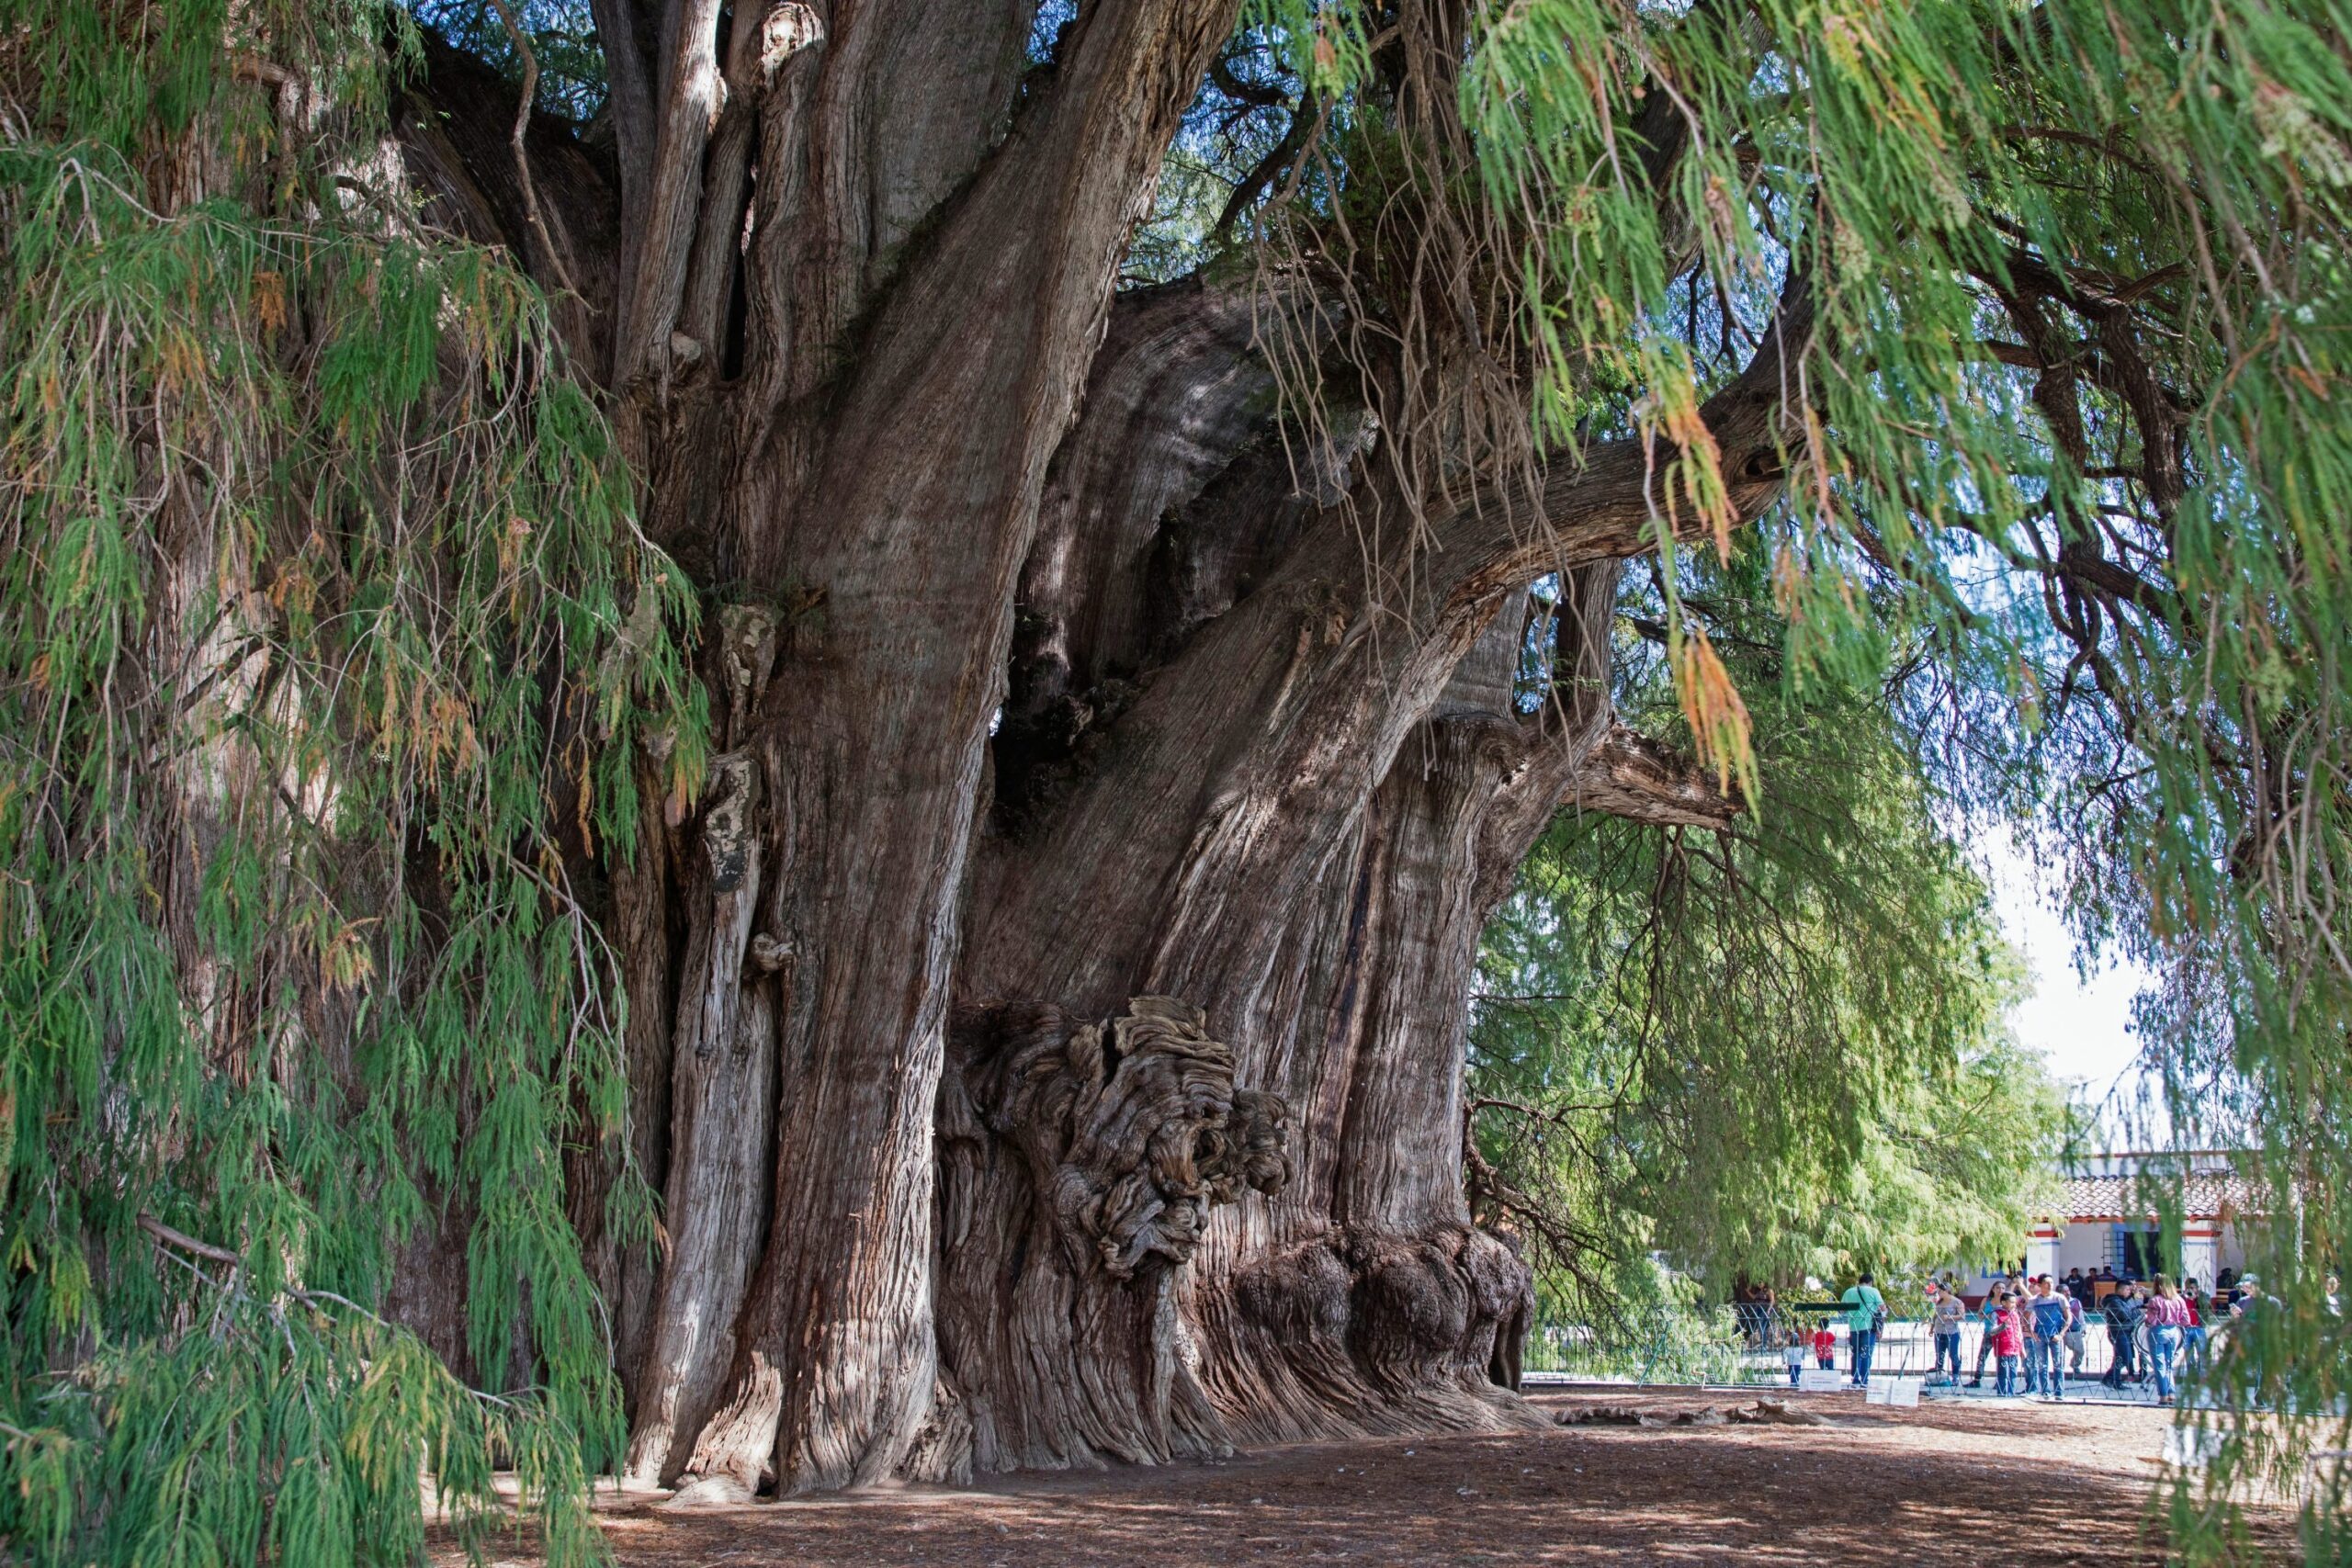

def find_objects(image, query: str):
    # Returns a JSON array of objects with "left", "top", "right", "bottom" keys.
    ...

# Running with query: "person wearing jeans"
[
  {"left": 1969, "top": 1288, "right": 2006, "bottom": 1387},
  {"left": 1928, "top": 1283, "right": 1965, "bottom": 1382},
  {"left": 2033, "top": 1311, "right": 2066, "bottom": 1397},
  {"left": 2143, "top": 1276, "right": 2195, "bottom": 1404},
  {"left": 1991, "top": 1297, "right": 2025, "bottom": 1396},
  {"left": 2103, "top": 1286, "right": 2142, "bottom": 1388},
  {"left": 1840, "top": 1273, "right": 1885, "bottom": 1387},
  {"left": 2028, "top": 1276, "right": 2071, "bottom": 1400},
  {"left": 1849, "top": 1325, "right": 1877, "bottom": 1386}
]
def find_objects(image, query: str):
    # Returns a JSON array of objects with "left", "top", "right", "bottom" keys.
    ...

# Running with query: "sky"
[{"left": 1970, "top": 825, "right": 2160, "bottom": 1137}]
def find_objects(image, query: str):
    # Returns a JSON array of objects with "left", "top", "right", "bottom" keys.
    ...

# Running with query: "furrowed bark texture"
[
  {"left": 618, "top": 0, "right": 1253, "bottom": 1500},
  {"left": 1177, "top": 608, "right": 1551, "bottom": 1450},
  {"left": 390, "top": 5, "right": 1784, "bottom": 1497},
  {"left": 937, "top": 264, "right": 1786, "bottom": 1469},
  {"left": 400, "top": 0, "right": 1253, "bottom": 1497}
]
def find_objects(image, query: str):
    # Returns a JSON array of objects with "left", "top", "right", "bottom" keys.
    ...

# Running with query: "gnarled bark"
[
  {"left": 938, "top": 254, "right": 1776, "bottom": 1469},
  {"left": 931, "top": 996, "right": 1289, "bottom": 1475}
]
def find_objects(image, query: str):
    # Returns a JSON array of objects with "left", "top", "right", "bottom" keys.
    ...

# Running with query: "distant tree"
[{"left": 1469, "top": 557, "right": 2064, "bottom": 1331}]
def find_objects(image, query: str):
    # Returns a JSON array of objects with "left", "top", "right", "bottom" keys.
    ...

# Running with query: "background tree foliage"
[
  {"left": 1471, "top": 549, "right": 2063, "bottom": 1332},
  {"left": 0, "top": 1, "right": 699, "bottom": 1561}
]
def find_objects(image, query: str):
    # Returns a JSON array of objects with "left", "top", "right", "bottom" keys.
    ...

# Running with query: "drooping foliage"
[
  {"left": 1216, "top": 0, "right": 2352, "bottom": 1546},
  {"left": 1470, "top": 547, "right": 2063, "bottom": 1334},
  {"left": 0, "top": 1, "right": 700, "bottom": 1561}
]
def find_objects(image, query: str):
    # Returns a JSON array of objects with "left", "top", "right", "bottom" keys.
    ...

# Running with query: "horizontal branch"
[
  {"left": 139, "top": 1213, "right": 413, "bottom": 1328},
  {"left": 140, "top": 1212, "right": 241, "bottom": 1267},
  {"left": 1434, "top": 273, "right": 1819, "bottom": 588},
  {"left": 1566, "top": 721, "right": 1742, "bottom": 830}
]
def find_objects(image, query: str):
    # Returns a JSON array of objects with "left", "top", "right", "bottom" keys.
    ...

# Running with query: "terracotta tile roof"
[{"left": 2056, "top": 1171, "right": 2261, "bottom": 1221}]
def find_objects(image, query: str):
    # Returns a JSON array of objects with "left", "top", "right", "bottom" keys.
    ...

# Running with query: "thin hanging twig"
[{"left": 485, "top": 0, "right": 581, "bottom": 301}]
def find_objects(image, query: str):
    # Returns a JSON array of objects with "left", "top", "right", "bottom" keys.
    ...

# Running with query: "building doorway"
[{"left": 2117, "top": 1224, "right": 2168, "bottom": 1280}]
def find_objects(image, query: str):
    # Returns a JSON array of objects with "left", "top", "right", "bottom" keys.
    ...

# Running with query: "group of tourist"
[
  {"left": 1760, "top": 1275, "right": 1887, "bottom": 1388},
  {"left": 1934, "top": 1275, "right": 2083, "bottom": 1399},
  {"left": 1929, "top": 1269, "right": 2246, "bottom": 1404},
  {"left": 1742, "top": 1267, "right": 2300, "bottom": 1404}
]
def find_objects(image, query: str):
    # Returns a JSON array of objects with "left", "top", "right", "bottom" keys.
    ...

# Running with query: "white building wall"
[
  {"left": 2180, "top": 1227, "right": 2221, "bottom": 1293},
  {"left": 2026, "top": 1224, "right": 2062, "bottom": 1280},
  {"left": 2053, "top": 1223, "right": 2109, "bottom": 1279}
]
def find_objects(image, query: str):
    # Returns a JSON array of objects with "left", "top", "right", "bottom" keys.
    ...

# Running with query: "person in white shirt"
[{"left": 1927, "top": 1282, "right": 1966, "bottom": 1383}]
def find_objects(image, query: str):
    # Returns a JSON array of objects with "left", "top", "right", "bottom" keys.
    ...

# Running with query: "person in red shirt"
[
  {"left": 2186, "top": 1286, "right": 2213, "bottom": 1378},
  {"left": 1992, "top": 1299, "right": 2026, "bottom": 1395},
  {"left": 1812, "top": 1323, "right": 1837, "bottom": 1371}
]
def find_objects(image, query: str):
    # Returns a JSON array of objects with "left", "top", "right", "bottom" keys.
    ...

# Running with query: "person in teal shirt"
[{"left": 1839, "top": 1273, "right": 1885, "bottom": 1386}]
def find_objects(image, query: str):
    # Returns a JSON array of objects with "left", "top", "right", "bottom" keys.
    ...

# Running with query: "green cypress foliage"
[
  {"left": 1242, "top": 0, "right": 2352, "bottom": 1545},
  {"left": 1472, "top": 551, "right": 2064, "bottom": 1329},
  {"left": 0, "top": 1, "right": 703, "bottom": 1561}
]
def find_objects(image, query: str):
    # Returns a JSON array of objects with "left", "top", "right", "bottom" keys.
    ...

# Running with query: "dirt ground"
[{"left": 439, "top": 1390, "right": 2298, "bottom": 1566}]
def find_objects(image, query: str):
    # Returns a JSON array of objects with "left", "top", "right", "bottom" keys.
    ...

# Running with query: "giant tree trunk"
[
  {"left": 398, "top": 0, "right": 1253, "bottom": 1497},
  {"left": 930, "top": 261, "right": 1772, "bottom": 1472},
  {"left": 602, "top": 0, "right": 1255, "bottom": 1499},
  {"left": 385, "top": 0, "right": 1786, "bottom": 1498}
]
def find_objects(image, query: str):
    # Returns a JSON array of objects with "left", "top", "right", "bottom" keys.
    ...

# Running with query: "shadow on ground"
[{"left": 436, "top": 1390, "right": 2293, "bottom": 1566}]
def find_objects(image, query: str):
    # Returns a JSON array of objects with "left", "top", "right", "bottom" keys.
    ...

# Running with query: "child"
[
  {"left": 1992, "top": 1297, "right": 2025, "bottom": 1396},
  {"left": 1812, "top": 1322, "right": 1837, "bottom": 1372},
  {"left": 1783, "top": 1321, "right": 1807, "bottom": 1386}
]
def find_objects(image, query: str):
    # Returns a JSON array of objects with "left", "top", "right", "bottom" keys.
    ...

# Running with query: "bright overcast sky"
[{"left": 1969, "top": 825, "right": 2158, "bottom": 1132}]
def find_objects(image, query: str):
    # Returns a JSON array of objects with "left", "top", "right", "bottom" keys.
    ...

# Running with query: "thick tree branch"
[
  {"left": 1432, "top": 273, "right": 1818, "bottom": 592},
  {"left": 1566, "top": 722, "right": 1742, "bottom": 829},
  {"left": 678, "top": 3, "right": 822, "bottom": 359},
  {"left": 587, "top": 0, "right": 658, "bottom": 208},
  {"left": 612, "top": 0, "right": 724, "bottom": 384}
]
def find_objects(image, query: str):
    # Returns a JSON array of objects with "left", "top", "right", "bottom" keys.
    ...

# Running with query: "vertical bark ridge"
[
  {"left": 564, "top": 773, "right": 676, "bottom": 1422},
  {"left": 638, "top": 0, "right": 1250, "bottom": 1498},
  {"left": 611, "top": 0, "right": 724, "bottom": 384},
  {"left": 623, "top": 607, "right": 786, "bottom": 1485},
  {"left": 1175, "top": 605, "right": 1546, "bottom": 1449}
]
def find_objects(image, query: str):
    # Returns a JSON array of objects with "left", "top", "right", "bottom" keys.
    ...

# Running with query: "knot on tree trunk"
[
  {"left": 699, "top": 751, "right": 758, "bottom": 893},
  {"left": 956, "top": 995, "right": 1291, "bottom": 1279},
  {"left": 1342, "top": 1226, "right": 1532, "bottom": 1393}
]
